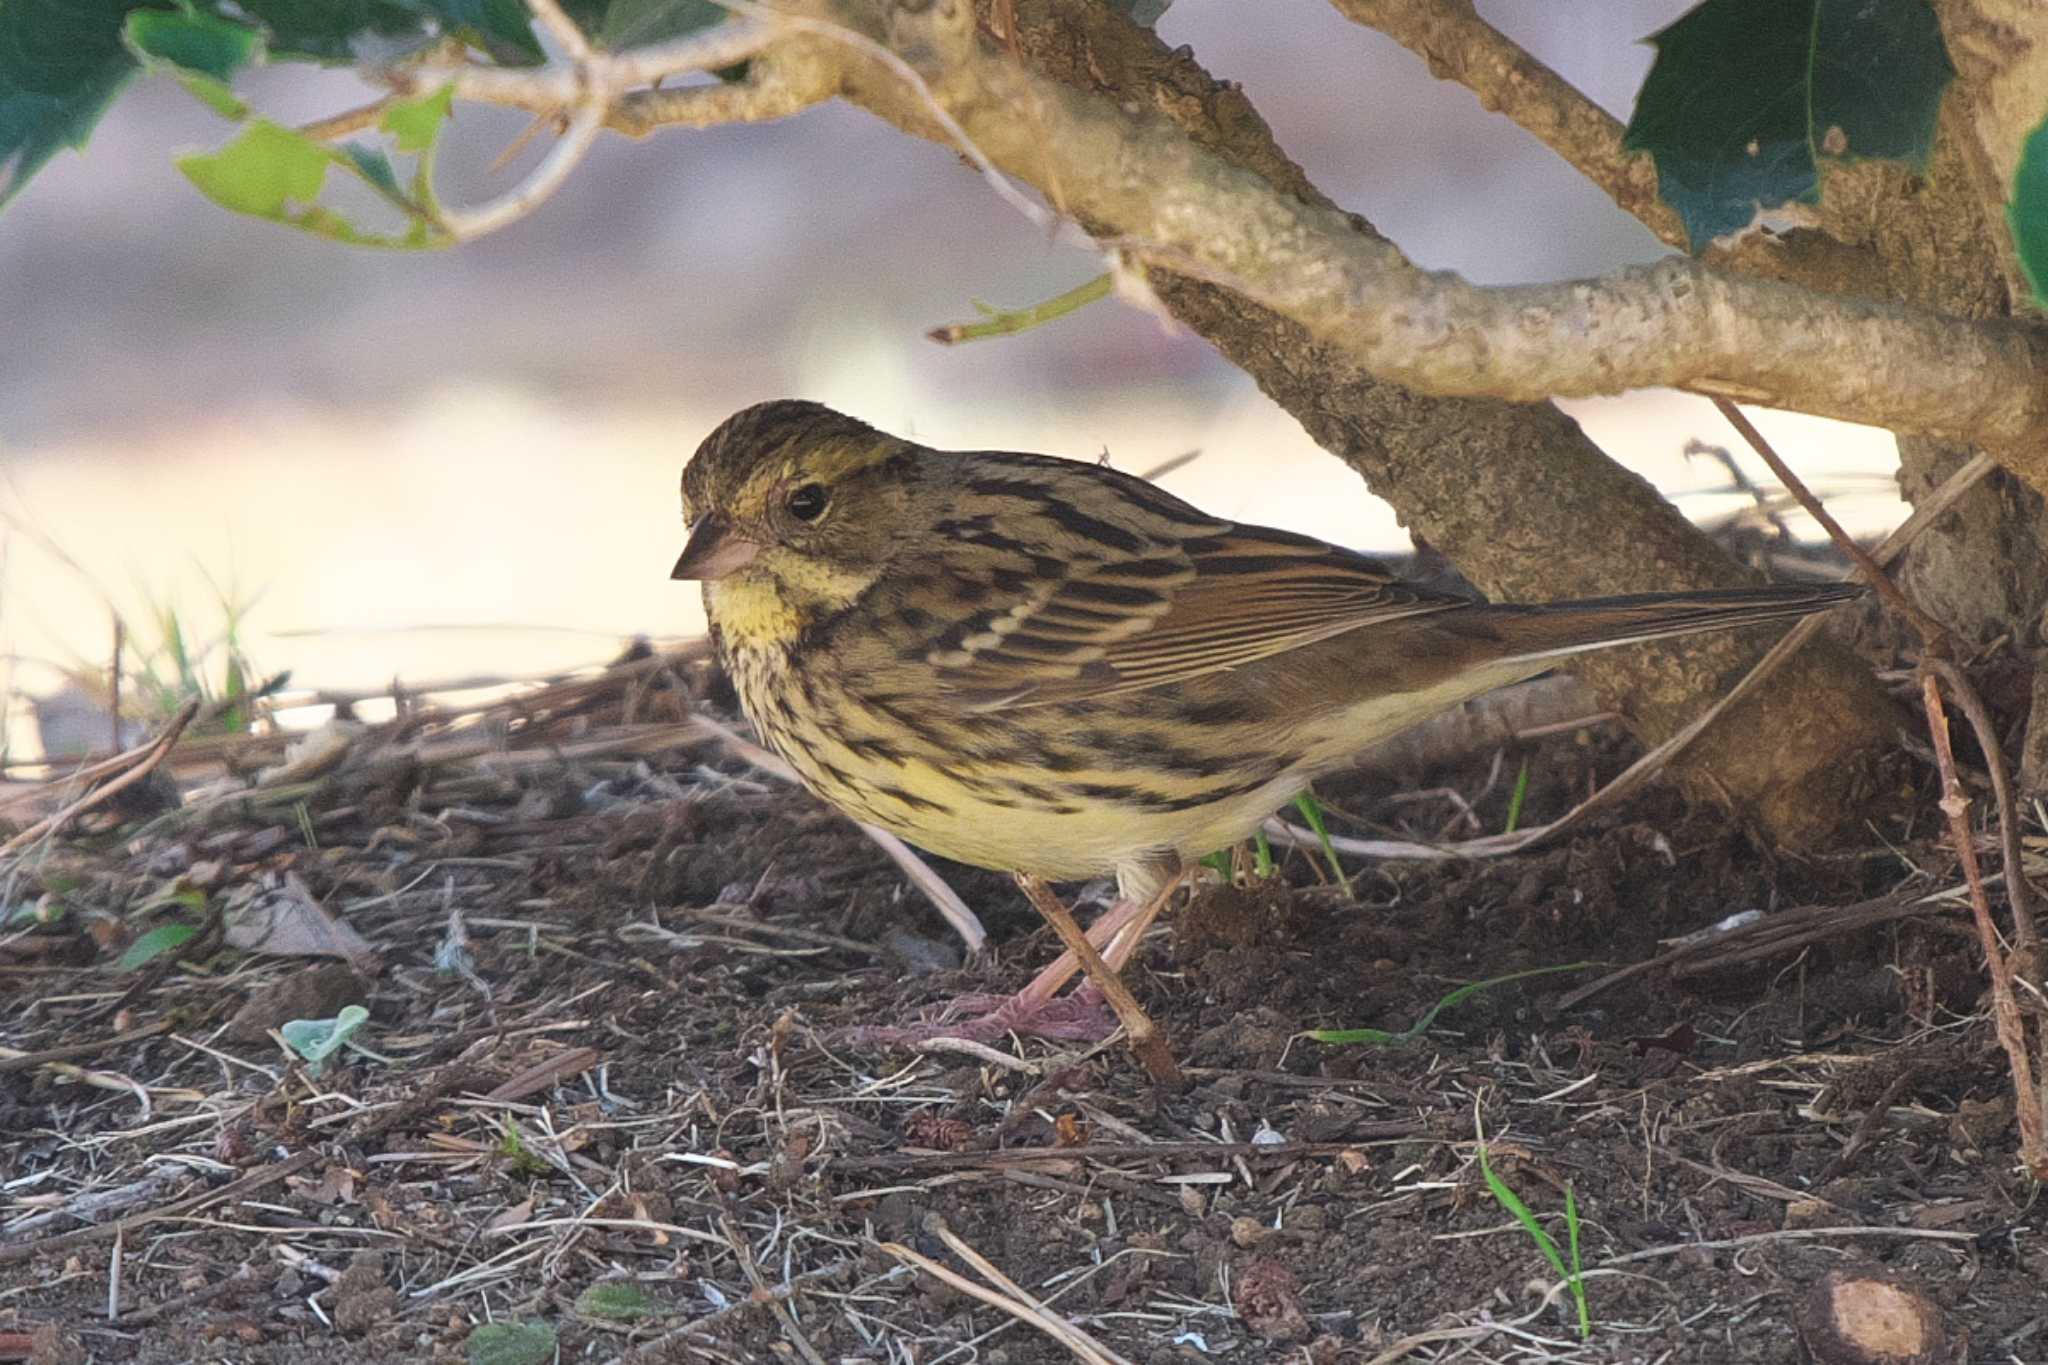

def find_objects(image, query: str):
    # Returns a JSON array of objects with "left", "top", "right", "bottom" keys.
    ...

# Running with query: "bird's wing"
[{"left": 925, "top": 524, "right": 1471, "bottom": 709}]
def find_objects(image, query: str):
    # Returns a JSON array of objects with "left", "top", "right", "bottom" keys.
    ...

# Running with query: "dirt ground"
[{"left": 1, "top": 651, "right": 2041, "bottom": 1364}]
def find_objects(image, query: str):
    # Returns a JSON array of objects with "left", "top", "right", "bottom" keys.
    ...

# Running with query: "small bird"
[{"left": 673, "top": 400, "right": 1861, "bottom": 1078}]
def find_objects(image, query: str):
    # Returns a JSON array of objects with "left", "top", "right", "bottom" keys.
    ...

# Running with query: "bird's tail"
[{"left": 1473, "top": 582, "right": 1865, "bottom": 666}]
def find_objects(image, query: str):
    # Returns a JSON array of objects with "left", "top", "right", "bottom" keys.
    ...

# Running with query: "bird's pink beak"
[{"left": 670, "top": 515, "right": 762, "bottom": 581}]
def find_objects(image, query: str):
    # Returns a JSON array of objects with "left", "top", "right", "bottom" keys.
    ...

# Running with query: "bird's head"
[{"left": 674, "top": 400, "right": 917, "bottom": 630}]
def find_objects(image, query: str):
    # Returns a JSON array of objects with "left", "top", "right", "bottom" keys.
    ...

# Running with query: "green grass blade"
[
  {"left": 1502, "top": 755, "right": 1531, "bottom": 833},
  {"left": 1304, "top": 961, "right": 1589, "bottom": 1046},
  {"left": 1292, "top": 791, "right": 1352, "bottom": 897}
]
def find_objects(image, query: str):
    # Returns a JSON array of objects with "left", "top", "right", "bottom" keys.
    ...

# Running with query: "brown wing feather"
[{"left": 933, "top": 523, "right": 1472, "bottom": 709}]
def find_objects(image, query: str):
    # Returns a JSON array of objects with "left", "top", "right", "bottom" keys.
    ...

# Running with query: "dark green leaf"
[
  {"left": 124, "top": 9, "right": 263, "bottom": 82},
  {"left": 2009, "top": 111, "right": 2048, "bottom": 307},
  {"left": 467, "top": 1320, "right": 558, "bottom": 1365},
  {"left": 388, "top": 0, "right": 544, "bottom": 64},
  {"left": 1624, "top": 0, "right": 1953, "bottom": 250},
  {"left": 342, "top": 141, "right": 404, "bottom": 199},
  {"left": 228, "top": 0, "right": 427, "bottom": 63},
  {"left": 119, "top": 922, "right": 197, "bottom": 971},
  {"left": 0, "top": 0, "right": 140, "bottom": 205},
  {"left": 600, "top": 0, "right": 725, "bottom": 48}
]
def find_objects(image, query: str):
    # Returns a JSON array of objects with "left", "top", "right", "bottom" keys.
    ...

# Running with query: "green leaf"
[
  {"left": 119, "top": 922, "right": 198, "bottom": 971},
  {"left": 2009, "top": 111, "right": 2048, "bottom": 307},
  {"left": 381, "top": 83, "right": 451, "bottom": 154},
  {"left": 177, "top": 117, "right": 446, "bottom": 248},
  {"left": 390, "top": 0, "right": 544, "bottom": 64},
  {"left": 0, "top": 0, "right": 139, "bottom": 206},
  {"left": 1623, "top": 0, "right": 1953, "bottom": 250},
  {"left": 576, "top": 1282, "right": 662, "bottom": 1321},
  {"left": 600, "top": 0, "right": 726, "bottom": 47},
  {"left": 178, "top": 118, "right": 331, "bottom": 216},
  {"left": 169, "top": 69, "right": 248, "bottom": 120},
  {"left": 279, "top": 1004, "right": 369, "bottom": 1074},
  {"left": 123, "top": 10, "right": 263, "bottom": 83},
  {"left": 468, "top": 1320, "right": 558, "bottom": 1365},
  {"left": 229, "top": 0, "right": 429, "bottom": 64},
  {"left": 342, "top": 141, "right": 404, "bottom": 200},
  {"left": 385, "top": 83, "right": 452, "bottom": 155}
]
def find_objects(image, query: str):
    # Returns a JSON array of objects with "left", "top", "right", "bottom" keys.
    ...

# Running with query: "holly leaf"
[
  {"left": 389, "top": 0, "right": 545, "bottom": 64},
  {"left": 2010, "top": 110, "right": 2048, "bottom": 307},
  {"left": 0, "top": 0, "right": 141, "bottom": 206},
  {"left": 124, "top": 10, "right": 264, "bottom": 120},
  {"left": 228, "top": 0, "right": 428, "bottom": 64},
  {"left": 124, "top": 9, "right": 263, "bottom": 82},
  {"left": 1624, "top": 0, "right": 1953, "bottom": 251}
]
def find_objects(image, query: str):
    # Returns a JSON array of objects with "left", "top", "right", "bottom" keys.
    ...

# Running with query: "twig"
[
  {"left": 928, "top": 273, "right": 1112, "bottom": 344},
  {"left": 1814, "top": 1071, "right": 1916, "bottom": 1185},
  {"left": 297, "top": 98, "right": 393, "bottom": 141},
  {"left": 878, "top": 1236, "right": 1132, "bottom": 1365},
  {"left": 0, "top": 699, "right": 197, "bottom": 858},
  {"left": 0, "top": 1019, "right": 172, "bottom": 1074},
  {"left": 381, "top": 5, "right": 780, "bottom": 241},
  {"left": 828, "top": 1137, "right": 1398, "bottom": 1173},
  {"left": 721, "top": 1215, "right": 825, "bottom": 1365},
  {"left": 1712, "top": 399, "right": 1947, "bottom": 645},
  {"left": 1602, "top": 1224, "right": 1980, "bottom": 1266},
  {"left": 1922, "top": 656, "right": 2038, "bottom": 955},
  {"left": 1922, "top": 671, "right": 2047, "bottom": 1177},
  {"left": 1557, "top": 894, "right": 1938, "bottom": 1008}
]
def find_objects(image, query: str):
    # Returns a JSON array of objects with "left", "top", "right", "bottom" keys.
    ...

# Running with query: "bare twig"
[
  {"left": 0, "top": 699, "right": 197, "bottom": 858},
  {"left": 1922, "top": 656, "right": 2039, "bottom": 955},
  {"left": 878, "top": 1232, "right": 1134, "bottom": 1365},
  {"left": 1922, "top": 669, "right": 2047, "bottom": 1177},
  {"left": 1712, "top": 399, "right": 1947, "bottom": 646}
]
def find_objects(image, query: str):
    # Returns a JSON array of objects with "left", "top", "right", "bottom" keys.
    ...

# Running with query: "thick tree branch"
[
  {"left": 835, "top": 1, "right": 2048, "bottom": 481},
  {"left": 387, "top": 4, "right": 2048, "bottom": 483}
]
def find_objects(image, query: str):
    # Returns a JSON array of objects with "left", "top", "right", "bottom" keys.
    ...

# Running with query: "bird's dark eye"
[{"left": 786, "top": 483, "right": 829, "bottom": 522}]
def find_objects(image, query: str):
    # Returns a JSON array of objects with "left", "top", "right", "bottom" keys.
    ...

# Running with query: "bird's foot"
[{"left": 840, "top": 982, "right": 1116, "bottom": 1047}]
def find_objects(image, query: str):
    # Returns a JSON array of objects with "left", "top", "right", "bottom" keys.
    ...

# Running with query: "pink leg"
[{"left": 843, "top": 863, "right": 1186, "bottom": 1049}]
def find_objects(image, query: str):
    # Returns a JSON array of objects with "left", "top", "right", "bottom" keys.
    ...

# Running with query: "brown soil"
[{"left": 0, "top": 654, "right": 2040, "bottom": 1365}]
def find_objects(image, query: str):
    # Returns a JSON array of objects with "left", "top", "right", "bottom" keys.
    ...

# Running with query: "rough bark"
[{"left": 834, "top": 0, "right": 1903, "bottom": 847}]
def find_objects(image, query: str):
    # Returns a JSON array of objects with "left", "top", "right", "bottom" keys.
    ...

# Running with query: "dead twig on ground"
[{"left": 0, "top": 699, "right": 197, "bottom": 858}]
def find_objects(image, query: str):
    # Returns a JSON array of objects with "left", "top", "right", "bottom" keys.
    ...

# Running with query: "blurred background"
[{"left": 0, "top": 0, "right": 1901, "bottom": 763}]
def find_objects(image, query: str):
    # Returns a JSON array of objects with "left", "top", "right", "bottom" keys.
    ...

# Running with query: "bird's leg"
[
  {"left": 1012, "top": 873, "right": 1182, "bottom": 1086},
  {"left": 839, "top": 861, "right": 1187, "bottom": 1053}
]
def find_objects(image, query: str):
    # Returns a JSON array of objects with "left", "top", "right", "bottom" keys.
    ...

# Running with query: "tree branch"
[
  {"left": 493, "top": 1, "right": 2046, "bottom": 484},
  {"left": 832, "top": 0, "right": 2048, "bottom": 479},
  {"left": 1325, "top": 0, "right": 1687, "bottom": 250}
]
